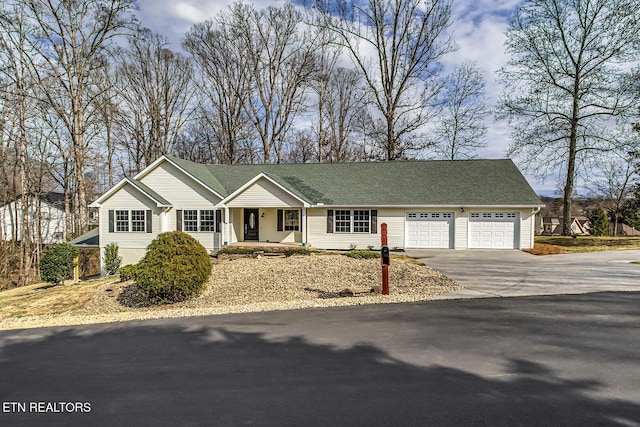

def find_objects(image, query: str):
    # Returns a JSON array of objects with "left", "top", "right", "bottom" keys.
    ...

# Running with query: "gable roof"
[
  {"left": 163, "top": 156, "right": 542, "bottom": 207},
  {"left": 89, "top": 178, "right": 172, "bottom": 208},
  {"left": 220, "top": 172, "right": 311, "bottom": 207},
  {"left": 141, "top": 155, "right": 226, "bottom": 198}
]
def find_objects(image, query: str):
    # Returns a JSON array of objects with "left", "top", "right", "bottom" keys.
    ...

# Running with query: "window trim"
[
  {"left": 114, "top": 209, "right": 146, "bottom": 233},
  {"left": 334, "top": 209, "right": 371, "bottom": 234},
  {"left": 284, "top": 209, "right": 300, "bottom": 231},
  {"left": 182, "top": 209, "right": 218, "bottom": 233}
]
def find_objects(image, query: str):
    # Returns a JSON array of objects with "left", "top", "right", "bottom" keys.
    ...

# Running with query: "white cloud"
[{"left": 134, "top": 0, "right": 554, "bottom": 194}]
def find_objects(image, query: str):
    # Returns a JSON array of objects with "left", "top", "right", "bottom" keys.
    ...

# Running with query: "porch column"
[
  {"left": 159, "top": 208, "right": 169, "bottom": 232},
  {"left": 224, "top": 207, "right": 230, "bottom": 245},
  {"left": 301, "top": 207, "right": 307, "bottom": 246}
]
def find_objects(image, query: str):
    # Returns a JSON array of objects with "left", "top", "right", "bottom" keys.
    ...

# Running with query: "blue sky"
[{"left": 133, "top": 0, "right": 558, "bottom": 195}]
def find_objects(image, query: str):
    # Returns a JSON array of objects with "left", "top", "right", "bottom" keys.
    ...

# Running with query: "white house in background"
[
  {"left": 88, "top": 155, "right": 543, "bottom": 274},
  {"left": 1, "top": 192, "right": 67, "bottom": 244}
]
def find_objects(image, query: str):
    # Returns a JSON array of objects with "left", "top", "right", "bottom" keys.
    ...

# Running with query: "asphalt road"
[
  {"left": 406, "top": 249, "right": 640, "bottom": 299},
  {"left": 1, "top": 293, "right": 639, "bottom": 426}
]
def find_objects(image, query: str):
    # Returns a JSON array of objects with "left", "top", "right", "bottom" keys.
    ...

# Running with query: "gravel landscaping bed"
[{"left": 0, "top": 254, "right": 460, "bottom": 330}]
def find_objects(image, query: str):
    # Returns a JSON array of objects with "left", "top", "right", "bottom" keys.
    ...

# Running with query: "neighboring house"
[
  {"left": 0, "top": 192, "right": 67, "bottom": 244},
  {"left": 538, "top": 216, "right": 590, "bottom": 236},
  {"left": 615, "top": 223, "right": 640, "bottom": 236},
  {"left": 88, "top": 156, "right": 543, "bottom": 274}
]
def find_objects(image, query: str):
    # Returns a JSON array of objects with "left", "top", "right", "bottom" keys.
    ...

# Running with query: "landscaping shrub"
[
  {"left": 103, "top": 243, "right": 122, "bottom": 275},
  {"left": 282, "top": 248, "right": 311, "bottom": 257},
  {"left": 118, "top": 264, "right": 137, "bottom": 281},
  {"left": 217, "top": 247, "right": 310, "bottom": 257},
  {"left": 133, "top": 231, "right": 211, "bottom": 304},
  {"left": 344, "top": 249, "right": 380, "bottom": 259},
  {"left": 40, "top": 243, "right": 80, "bottom": 285}
]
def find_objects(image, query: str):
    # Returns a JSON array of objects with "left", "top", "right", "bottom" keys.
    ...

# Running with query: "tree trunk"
[
  {"left": 562, "top": 129, "right": 577, "bottom": 236},
  {"left": 563, "top": 72, "right": 581, "bottom": 236},
  {"left": 72, "top": 111, "right": 88, "bottom": 237},
  {"left": 386, "top": 115, "right": 395, "bottom": 160}
]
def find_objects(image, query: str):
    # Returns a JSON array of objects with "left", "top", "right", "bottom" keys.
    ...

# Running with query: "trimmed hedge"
[
  {"left": 40, "top": 243, "right": 80, "bottom": 285},
  {"left": 133, "top": 231, "right": 211, "bottom": 304},
  {"left": 344, "top": 250, "right": 380, "bottom": 259}
]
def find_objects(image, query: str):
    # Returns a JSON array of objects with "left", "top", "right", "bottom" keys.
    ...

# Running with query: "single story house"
[
  {"left": 89, "top": 156, "right": 543, "bottom": 274},
  {"left": 1, "top": 192, "right": 67, "bottom": 244}
]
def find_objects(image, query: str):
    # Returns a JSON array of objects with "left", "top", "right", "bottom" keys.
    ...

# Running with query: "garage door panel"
[
  {"left": 406, "top": 212, "right": 453, "bottom": 249},
  {"left": 469, "top": 212, "right": 518, "bottom": 249}
]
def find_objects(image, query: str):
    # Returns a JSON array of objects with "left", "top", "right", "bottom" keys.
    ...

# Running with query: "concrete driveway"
[{"left": 406, "top": 249, "right": 640, "bottom": 299}]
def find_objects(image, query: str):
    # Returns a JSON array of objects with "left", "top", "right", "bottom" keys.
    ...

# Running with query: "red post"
[{"left": 381, "top": 223, "right": 389, "bottom": 295}]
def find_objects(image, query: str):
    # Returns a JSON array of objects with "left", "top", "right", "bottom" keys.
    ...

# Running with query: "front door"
[{"left": 244, "top": 209, "right": 259, "bottom": 241}]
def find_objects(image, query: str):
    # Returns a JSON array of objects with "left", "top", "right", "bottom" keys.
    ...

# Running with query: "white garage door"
[
  {"left": 469, "top": 212, "right": 518, "bottom": 249},
  {"left": 405, "top": 212, "right": 453, "bottom": 248}
]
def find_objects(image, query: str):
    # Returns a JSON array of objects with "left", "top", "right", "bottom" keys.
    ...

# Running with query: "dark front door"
[{"left": 244, "top": 209, "right": 259, "bottom": 241}]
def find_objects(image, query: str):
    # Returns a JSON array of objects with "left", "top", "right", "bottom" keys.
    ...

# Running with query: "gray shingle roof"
[
  {"left": 165, "top": 156, "right": 542, "bottom": 207},
  {"left": 129, "top": 179, "right": 172, "bottom": 207},
  {"left": 69, "top": 227, "right": 99, "bottom": 248}
]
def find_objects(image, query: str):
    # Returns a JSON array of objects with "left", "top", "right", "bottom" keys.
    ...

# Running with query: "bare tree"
[
  {"left": 229, "top": 1, "right": 317, "bottom": 163},
  {"left": 432, "top": 62, "right": 488, "bottom": 160},
  {"left": 283, "top": 129, "right": 317, "bottom": 163},
  {"left": 497, "top": 0, "right": 640, "bottom": 235},
  {"left": 0, "top": 8, "right": 39, "bottom": 285},
  {"left": 184, "top": 15, "right": 255, "bottom": 164},
  {"left": 323, "top": 67, "right": 369, "bottom": 162},
  {"left": 0, "top": 0, "right": 135, "bottom": 236},
  {"left": 318, "top": 0, "right": 455, "bottom": 160},
  {"left": 114, "top": 29, "right": 194, "bottom": 173},
  {"left": 306, "top": 20, "right": 340, "bottom": 163},
  {"left": 92, "top": 63, "right": 118, "bottom": 188},
  {"left": 590, "top": 146, "right": 639, "bottom": 235}
]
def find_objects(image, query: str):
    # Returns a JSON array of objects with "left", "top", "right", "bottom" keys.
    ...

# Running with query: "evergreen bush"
[
  {"left": 118, "top": 264, "right": 137, "bottom": 281},
  {"left": 344, "top": 249, "right": 380, "bottom": 259},
  {"left": 40, "top": 243, "right": 80, "bottom": 285},
  {"left": 103, "top": 243, "right": 122, "bottom": 275},
  {"left": 133, "top": 231, "right": 211, "bottom": 304},
  {"left": 587, "top": 206, "right": 610, "bottom": 236}
]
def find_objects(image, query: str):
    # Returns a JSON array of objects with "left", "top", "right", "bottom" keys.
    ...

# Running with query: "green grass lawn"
[{"left": 534, "top": 236, "right": 640, "bottom": 253}]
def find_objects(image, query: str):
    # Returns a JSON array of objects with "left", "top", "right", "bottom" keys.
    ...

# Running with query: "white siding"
[
  {"left": 99, "top": 184, "right": 161, "bottom": 251},
  {"left": 1, "top": 199, "right": 66, "bottom": 244},
  {"left": 520, "top": 209, "right": 536, "bottom": 249},
  {"left": 226, "top": 178, "right": 303, "bottom": 208},
  {"left": 139, "top": 161, "right": 222, "bottom": 208},
  {"left": 230, "top": 208, "right": 242, "bottom": 243},
  {"left": 258, "top": 208, "right": 302, "bottom": 243},
  {"left": 116, "top": 248, "right": 147, "bottom": 267},
  {"left": 455, "top": 211, "right": 468, "bottom": 249},
  {"left": 137, "top": 159, "right": 223, "bottom": 249},
  {"left": 307, "top": 208, "right": 405, "bottom": 250},
  {"left": 306, "top": 207, "right": 536, "bottom": 250}
]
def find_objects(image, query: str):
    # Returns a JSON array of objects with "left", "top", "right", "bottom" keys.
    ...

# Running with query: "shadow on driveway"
[{"left": 1, "top": 293, "right": 640, "bottom": 426}]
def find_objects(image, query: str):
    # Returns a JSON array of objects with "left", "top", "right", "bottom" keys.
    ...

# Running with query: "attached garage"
[
  {"left": 469, "top": 212, "right": 518, "bottom": 249},
  {"left": 405, "top": 212, "right": 453, "bottom": 248}
]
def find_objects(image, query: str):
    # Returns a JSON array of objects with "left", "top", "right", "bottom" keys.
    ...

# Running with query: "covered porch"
[
  {"left": 216, "top": 171, "right": 312, "bottom": 248},
  {"left": 220, "top": 207, "right": 308, "bottom": 247}
]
